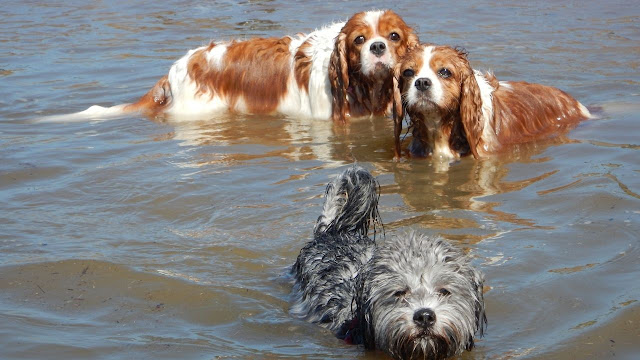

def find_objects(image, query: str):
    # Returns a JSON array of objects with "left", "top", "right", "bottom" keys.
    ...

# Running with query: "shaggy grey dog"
[{"left": 290, "top": 165, "right": 487, "bottom": 359}]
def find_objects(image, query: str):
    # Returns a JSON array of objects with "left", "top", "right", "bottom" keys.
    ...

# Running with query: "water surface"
[{"left": 1, "top": 0, "right": 639, "bottom": 359}]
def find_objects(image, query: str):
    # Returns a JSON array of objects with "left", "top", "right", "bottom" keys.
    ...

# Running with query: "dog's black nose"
[
  {"left": 370, "top": 42, "right": 386, "bottom": 57},
  {"left": 413, "top": 308, "right": 436, "bottom": 328},
  {"left": 414, "top": 78, "right": 432, "bottom": 91}
]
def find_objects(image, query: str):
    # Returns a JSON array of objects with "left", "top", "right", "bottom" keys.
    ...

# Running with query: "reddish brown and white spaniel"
[
  {"left": 393, "top": 44, "right": 591, "bottom": 159},
  {"left": 50, "top": 10, "right": 417, "bottom": 123}
]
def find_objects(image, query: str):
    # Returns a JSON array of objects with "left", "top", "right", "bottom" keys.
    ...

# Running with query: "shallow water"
[{"left": 1, "top": 0, "right": 639, "bottom": 359}]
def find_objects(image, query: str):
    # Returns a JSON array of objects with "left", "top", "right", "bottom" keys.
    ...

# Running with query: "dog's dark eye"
[
  {"left": 393, "top": 289, "right": 408, "bottom": 297},
  {"left": 438, "top": 288, "right": 451, "bottom": 296},
  {"left": 402, "top": 69, "right": 415, "bottom": 78},
  {"left": 354, "top": 35, "right": 365, "bottom": 45},
  {"left": 389, "top": 32, "right": 400, "bottom": 41},
  {"left": 438, "top": 68, "right": 452, "bottom": 78}
]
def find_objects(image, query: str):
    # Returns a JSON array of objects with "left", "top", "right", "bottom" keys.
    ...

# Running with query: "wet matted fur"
[{"left": 290, "top": 165, "right": 487, "bottom": 359}]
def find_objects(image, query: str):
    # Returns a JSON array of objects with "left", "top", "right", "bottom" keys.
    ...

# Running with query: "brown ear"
[
  {"left": 406, "top": 31, "right": 420, "bottom": 50},
  {"left": 392, "top": 66, "right": 405, "bottom": 159},
  {"left": 459, "top": 68, "right": 484, "bottom": 159},
  {"left": 329, "top": 32, "right": 349, "bottom": 122}
]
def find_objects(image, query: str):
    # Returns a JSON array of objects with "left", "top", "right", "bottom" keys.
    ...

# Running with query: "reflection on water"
[{"left": 1, "top": 0, "right": 640, "bottom": 359}]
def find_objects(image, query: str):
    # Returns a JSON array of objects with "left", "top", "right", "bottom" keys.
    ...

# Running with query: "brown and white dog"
[
  {"left": 46, "top": 10, "right": 417, "bottom": 123},
  {"left": 393, "top": 44, "right": 591, "bottom": 159}
]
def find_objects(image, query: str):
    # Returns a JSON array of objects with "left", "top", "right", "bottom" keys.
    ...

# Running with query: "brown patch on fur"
[
  {"left": 330, "top": 10, "right": 418, "bottom": 122},
  {"left": 187, "top": 37, "right": 293, "bottom": 114},
  {"left": 484, "top": 72, "right": 500, "bottom": 89},
  {"left": 329, "top": 31, "right": 351, "bottom": 122},
  {"left": 392, "top": 76, "right": 403, "bottom": 158},
  {"left": 294, "top": 39, "right": 312, "bottom": 92},
  {"left": 187, "top": 46, "right": 211, "bottom": 95},
  {"left": 126, "top": 75, "right": 172, "bottom": 117},
  {"left": 378, "top": 10, "right": 419, "bottom": 59},
  {"left": 459, "top": 72, "right": 484, "bottom": 158}
]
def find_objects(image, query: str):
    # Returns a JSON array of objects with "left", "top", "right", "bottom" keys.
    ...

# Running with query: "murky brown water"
[{"left": 1, "top": 0, "right": 639, "bottom": 359}]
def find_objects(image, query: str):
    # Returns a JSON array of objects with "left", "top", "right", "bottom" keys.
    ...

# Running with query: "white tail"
[
  {"left": 34, "top": 104, "right": 134, "bottom": 123},
  {"left": 34, "top": 75, "right": 172, "bottom": 123}
]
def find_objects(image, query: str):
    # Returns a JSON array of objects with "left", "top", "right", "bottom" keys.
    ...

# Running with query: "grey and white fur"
[{"left": 290, "top": 165, "right": 487, "bottom": 359}]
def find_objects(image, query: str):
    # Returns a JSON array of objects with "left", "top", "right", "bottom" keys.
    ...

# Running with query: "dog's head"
[
  {"left": 394, "top": 44, "right": 486, "bottom": 158},
  {"left": 356, "top": 233, "right": 486, "bottom": 359},
  {"left": 330, "top": 10, "right": 418, "bottom": 121}
]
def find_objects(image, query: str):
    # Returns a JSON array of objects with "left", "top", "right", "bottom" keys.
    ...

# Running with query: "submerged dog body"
[
  {"left": 395, "top": 44, "right": 591, "bottom": 159},
  {"left": 67, "top": 10, "right": 417, "bottom": 122},
  {"left": 290, "top": 165, "right": 380, "bottom": 335},
  {"left": 290, "top": 165, "right": 486, "bottom": 359}
]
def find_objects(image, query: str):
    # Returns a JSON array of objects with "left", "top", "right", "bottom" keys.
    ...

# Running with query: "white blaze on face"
[
  {"left": 406, "top": 46, "right": 444, "bottom": 108},
  {"left": 360, "top": 10, "right": 392, "bottom": 76}
]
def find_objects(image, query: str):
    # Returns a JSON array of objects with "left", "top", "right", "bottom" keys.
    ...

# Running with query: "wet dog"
[
  {"left": 290, "top": 165, "right": 486, "bottom": 359},
  {"left": 42, "top": 10, "right": 417, "bottom": 123},
  {"left": 393, "top": 44, "right": 591, "bottom": 160}
]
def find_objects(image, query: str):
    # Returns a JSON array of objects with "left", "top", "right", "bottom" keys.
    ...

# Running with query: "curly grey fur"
[
  {"left": 313, "top": 165, "right": 381, "bottom": 237},
  {"left": 357, "top": 232, "right": 487, "bottom": 359},
  {"left": 291, "top": 165, "right": 380, "bottom": 333},
  {"left": 290, "top": 165, "right": 486, "bottom": 359}
]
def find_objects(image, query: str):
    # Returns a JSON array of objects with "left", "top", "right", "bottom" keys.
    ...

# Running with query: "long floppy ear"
[
  {"left": 459, "top": 55, "right": 485, "bottom": 159},
  {"left": 329, "top": 32, "right": 350, "bottom": 122},
  {"left": 392, "top": 65, "right": 404, "bottom": 159}
]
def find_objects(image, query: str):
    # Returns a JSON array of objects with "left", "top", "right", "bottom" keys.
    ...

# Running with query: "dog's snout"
[
  {"left": 370, "top": 42, "right": 386, "bottom": 57},
  {"left": 414, "top": 78, "right": 432, "bottom": 92},
  {"left": 413, "top": 308, "right": 436, "bottom": 328}
]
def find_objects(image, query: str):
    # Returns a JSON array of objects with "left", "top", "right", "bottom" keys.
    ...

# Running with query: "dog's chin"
[
  {"left": 389, "top": 330, "right": 452, "bottom": 360},
  {"left": 364, "top": 61, "right": 392, "bottom": 80},
  {"left": 408, "top": 97, "right": 440, "bottom": 114}
]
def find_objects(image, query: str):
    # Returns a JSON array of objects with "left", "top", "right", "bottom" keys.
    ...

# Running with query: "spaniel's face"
[
  {"left": 398, "top": 45, "right": 471, "bottom": 114},
  {"left": 342, "top": 10, "right": 417, "bottom": 79}
]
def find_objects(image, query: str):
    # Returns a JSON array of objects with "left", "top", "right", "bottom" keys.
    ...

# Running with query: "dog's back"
[
  {"left": 290, "top": 165, "right": 380, "bottom": 334},
  {"left": 486, "top": 79, "right": 590, "bottom": 150}
]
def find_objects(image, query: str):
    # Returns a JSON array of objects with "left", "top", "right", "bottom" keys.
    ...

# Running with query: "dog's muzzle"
[{"left": 413, "top": 308, "right": 436, "bottom": 328}]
